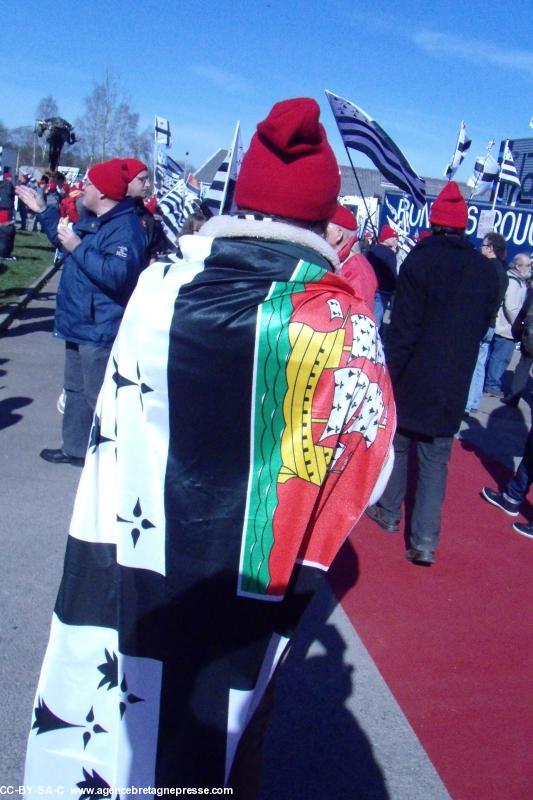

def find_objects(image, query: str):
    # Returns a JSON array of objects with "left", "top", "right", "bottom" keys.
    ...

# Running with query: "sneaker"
[
  {"left": 481, "top": 487, "right": 520, "bottom": 516},
  {"left": 512, "top": 522, "right": 533, "bottom": 539}
]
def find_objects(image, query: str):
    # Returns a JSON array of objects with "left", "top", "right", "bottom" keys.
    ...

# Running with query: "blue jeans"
[
  {"left": 484, "top": 335, "right": 516, "bottom": 393},
  {"left": 506, "top": 427, "right": 533, "bottom": 502},
  {"left": 466, "top": 327, "right": 494, "bottom": 411},
  {"left": 373, "top": 290, "right": 392, "bottom": 330}
]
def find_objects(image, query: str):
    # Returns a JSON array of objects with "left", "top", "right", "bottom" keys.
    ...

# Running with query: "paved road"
[{"left": 1, "top": 273, "right": 530, "bottom": 797}]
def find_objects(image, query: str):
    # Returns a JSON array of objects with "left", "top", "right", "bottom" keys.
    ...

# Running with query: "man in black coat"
[{"left": 366, "top": 181, "right": 500, "bottom": 565}]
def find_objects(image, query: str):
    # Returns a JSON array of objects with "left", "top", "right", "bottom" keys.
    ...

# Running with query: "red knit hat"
[
  {"left": 429, "top": 181, "right": 468, "bottom": 229},
  {"left": 378, "top": 224, "right": 398, "bottom": 243},
  {"left": 88, "top": 159, "right": 128, "bottom": 200},
  {"left": 330, "top": 203, "right": 357, "bottom": 231},
  {"left": 235, "top": 98, "right": 340, "bottom": 222},
  {"left": 0, "top": 210, "right": 10, "bottom": 223},
  {"left": 122, "top": 158, "right": 149, "bottom": 182}
]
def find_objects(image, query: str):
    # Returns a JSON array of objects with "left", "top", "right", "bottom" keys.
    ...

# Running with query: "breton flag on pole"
[
  {"left": 499, "top": 140, "right": 521, "bottom": 206},
  {"left": 444, "top": 121, "right": 472, "bottom": 179},
  {"left": 203, "top": 122, "right": 244, "bottom": 216},
  {"left": 158, "top": 180, "right": 200, "bottom": 245},
  {"left": 466, "top": 153, "right": 500, "bottom": 198},
  {"left": 155, "top": 116, "right": 171, "bottom": 147},
  {"left": 155, "top": 152, "right": 184, "bottom": 197},
  {"left": 499, "top": 141, "right": 521, "bottom": 188},
  {"left": 325, "top": 90, "right": 426, "bottom": 209}
]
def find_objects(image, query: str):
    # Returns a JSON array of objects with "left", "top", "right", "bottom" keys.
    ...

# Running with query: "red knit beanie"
[
  {"left": 429, "top": 181, "right": 468, "bottom": 229},
  {"left": 330, "top": 203, "right": 357, "bottom": 231},
  {"left": 88, "top": 159, "right": 128, "bottom": 201},
  {"left": 122, "top": 158, "right": 149, "bottom": 182},
  {"left": 378, "top": 224, "right": 398, "bottom": 243},
  {"left": 0, "top": 210, "right": 10, "bottom": 223},
  {"left": 235, "top": 98, "right": 340, "bottom": 222}
]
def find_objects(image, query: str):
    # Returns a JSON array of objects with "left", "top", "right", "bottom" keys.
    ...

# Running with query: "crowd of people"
[{"left": 5, "top": 95, "right": 532, "bottom": 792}]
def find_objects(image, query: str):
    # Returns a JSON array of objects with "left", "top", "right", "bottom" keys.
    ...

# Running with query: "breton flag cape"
[
  {"left": 326, "top": 90, "right": 426, "bottom": 209},
  {"left": 444, "top": 121, "right": 472, "bottom": 179},
  {"left": 154, "top": 116, "right": 171, "bottom": 148},
  {"left": 25, "top": 218, "right": 395, "bottom": 790},
  {"left": 467, "top": 152, "right": 500, "bottom": 198},
  {"left": 203, "top": 122, "right": 244, "bottom": 216}
]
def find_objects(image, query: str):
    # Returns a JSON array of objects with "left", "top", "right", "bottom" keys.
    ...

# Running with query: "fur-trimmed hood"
[{"left": 196, "top": 214, "right": 340, "bottom": 272}]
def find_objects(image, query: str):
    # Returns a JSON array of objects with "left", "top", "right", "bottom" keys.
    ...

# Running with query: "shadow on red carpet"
[{"left": 329, "top": 439, "right": 533, "bottom": 800}]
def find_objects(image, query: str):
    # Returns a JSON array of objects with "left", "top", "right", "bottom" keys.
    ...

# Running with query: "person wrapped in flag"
[{"left": 25, "top": 98, "right": 395, "bottom": 792}]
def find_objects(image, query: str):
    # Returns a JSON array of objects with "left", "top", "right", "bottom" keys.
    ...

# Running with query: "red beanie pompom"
[
  {"left": 235, "top": 98, "right": 340, "bottom": 222},
  {"left": 429, "top": 181, "right": 468, "bottom": 229},
  {"left": 88, "top": 158, "right": 129, "bottom": 201},
  {"left": 330, "top": 203, "right": 357, "bottom": 231}
]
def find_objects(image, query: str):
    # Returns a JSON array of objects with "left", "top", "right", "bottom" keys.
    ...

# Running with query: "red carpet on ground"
[{"left": 329, "top": 440, "right": 533, "bottom": 800}]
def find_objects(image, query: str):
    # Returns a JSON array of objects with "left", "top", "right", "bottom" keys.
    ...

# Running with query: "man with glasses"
[
  {"left": 123, "top": 158, "right": 170, "bottom": 264},
  {"left": 464, "top": 232, "right": 508, "bottom": 414}
]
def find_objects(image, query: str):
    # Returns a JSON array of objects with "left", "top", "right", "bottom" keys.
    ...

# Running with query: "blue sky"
[{"left": 2, "top": 0, "right": 532, "bottom": 178}]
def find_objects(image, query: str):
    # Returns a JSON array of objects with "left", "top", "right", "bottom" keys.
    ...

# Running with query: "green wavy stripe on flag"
[{"left": 241, "top": 260, "right": 327, "bottom": 595}]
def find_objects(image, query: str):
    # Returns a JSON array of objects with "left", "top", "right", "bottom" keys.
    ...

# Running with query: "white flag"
[{"left": 155, "top": 116, "right": 171, "bottom": 147}]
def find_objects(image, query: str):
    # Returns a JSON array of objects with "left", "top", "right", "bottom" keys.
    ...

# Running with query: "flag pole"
[
  {"left": 491, "top": 140, "right": 506, "bottom": 211},
  {"left": 153, "top": 116, "right": 158, "bottom": 193},
  {"left": 344, "top": 148, "right": 378, "bottom": 239}
]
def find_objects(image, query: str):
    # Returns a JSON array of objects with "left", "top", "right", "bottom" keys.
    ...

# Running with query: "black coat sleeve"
[{"left": 385, "top": 250, "right": 428, "bottom": 386}]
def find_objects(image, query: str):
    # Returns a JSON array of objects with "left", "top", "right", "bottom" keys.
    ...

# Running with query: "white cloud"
[
  {"left": 190, "top": 64, "right": 253, "bottom": 95},
  {"left": 413, "top": 31, "right": 533, "bottom": 78}
]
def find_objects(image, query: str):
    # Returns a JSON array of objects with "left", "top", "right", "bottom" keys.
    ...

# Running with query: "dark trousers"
[
  {"left": 18, "top": 201, "right": 28, "bottom": 230},
  {"left": 62, "top": 341, "right": 111, "bottom": 458},
  {"left": 376, "top": 428, "right": 454, "bottom": 552},
  {"left": 506, "top": 426, "right": 533, "bottom": 502},
  {"left": 506, "top": 348, "right": 533, "bottom": 402}
]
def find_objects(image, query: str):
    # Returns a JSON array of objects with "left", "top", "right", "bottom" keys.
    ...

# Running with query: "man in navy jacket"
[{"left": 16, "top": 159, "right": 146, "bottom": 465}]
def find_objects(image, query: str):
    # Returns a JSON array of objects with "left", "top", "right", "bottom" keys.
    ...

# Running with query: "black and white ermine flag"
[
  {"left": 158, "top": 180, "right": 200, "bottom": 245},
  {"left": 467, "top": 153, "right": 500, "bottom": 198},
  {"left": 326, "top": 90, "right": 426, "bottom": 209},
  {"left": 498, "top": 140, "right": 521, "bottom": 206},
  {"left": 203, "top": 123, "right": 244, "bottom": 217},
  {"left": 444, "top": 121, "right": 472, "bottom": 179}
]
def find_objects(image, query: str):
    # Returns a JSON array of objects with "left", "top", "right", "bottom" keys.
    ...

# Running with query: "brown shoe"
[{"left": 365, "top": 505, "right": 400, "bottom": 533}]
